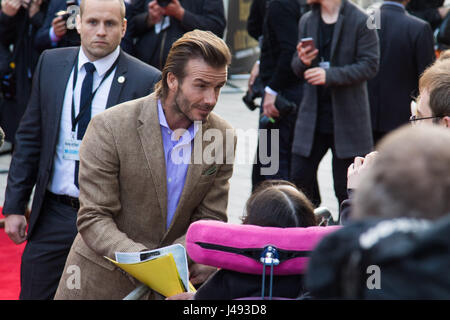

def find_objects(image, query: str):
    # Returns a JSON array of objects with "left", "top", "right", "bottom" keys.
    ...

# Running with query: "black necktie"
[{"left": 74, "top": 62, "right": 96, "bottom": 188}]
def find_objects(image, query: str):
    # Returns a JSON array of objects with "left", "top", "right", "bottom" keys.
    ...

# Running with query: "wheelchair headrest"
[{"left": 186, "top": 220, "right": 340, "bottom": 275}]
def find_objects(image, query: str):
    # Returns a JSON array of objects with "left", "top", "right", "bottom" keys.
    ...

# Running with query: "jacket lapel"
[
  {"left": 136, "top": 95, "right": 168, "bottom": 224},
  {"left": 330, "top": 2, "right": 345, "bottom": 62},
  {"left": 106, "top": 49, "right": 127, "bottom": 108},
  {"left": 51, "top": 50, "right": 78, "bottom": 149}
]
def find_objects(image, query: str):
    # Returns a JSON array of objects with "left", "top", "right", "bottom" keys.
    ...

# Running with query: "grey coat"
[{"left": 291, "top": 0, "right": 379, "bottom": 159}]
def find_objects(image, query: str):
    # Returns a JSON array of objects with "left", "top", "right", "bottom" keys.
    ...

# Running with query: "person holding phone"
[{"left": 290, "top": 0, "right": 379, "bottom": 210}]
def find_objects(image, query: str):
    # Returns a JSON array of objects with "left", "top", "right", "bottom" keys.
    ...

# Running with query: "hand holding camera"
[
  {"left": 147, "top": 0, "right": 184, "bottom": 26},
  {"left": 1, "top": 0, "right": 22, "bottom": 17},
  {"left": 52, "top": 14, "right": 68, "bottom": 38},
  {"left": 161, "top": 0, "right": 185, "bottom": 21}
]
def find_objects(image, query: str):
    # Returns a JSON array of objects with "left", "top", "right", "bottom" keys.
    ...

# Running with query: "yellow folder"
[{"left": 105, "top": 253, "right": 187, "bottom": 297}]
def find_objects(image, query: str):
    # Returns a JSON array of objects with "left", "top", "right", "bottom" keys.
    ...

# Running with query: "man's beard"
[{"left": 174, "top": 87, "right": 211, "bottom": 124}]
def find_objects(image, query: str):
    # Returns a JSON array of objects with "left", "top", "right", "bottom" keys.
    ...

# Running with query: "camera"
[
  {"left": 260, "top": 94, "right": 297, "bottom": 127},
  {"left": 242, "top": 76, "right": 264, "bottom": 111},
  {"left": 55, "top": 0, "right": 77, "bottom": 22},
  {"left": 55, "top": 10, "right": 71, "bottom": 21},
  {"left": 157, "top": 0, "right": 172, "bottom": 7}
]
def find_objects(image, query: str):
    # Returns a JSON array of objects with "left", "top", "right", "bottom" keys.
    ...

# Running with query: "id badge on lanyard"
[
  {"left": 64, "top": 131, "right": 81, "bottom": 161},
  {"left": 319, "top": 58, "right": 330, "bottom": 70}
]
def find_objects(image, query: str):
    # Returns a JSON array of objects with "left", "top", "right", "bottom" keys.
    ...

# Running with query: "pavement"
[{"left": 0, "top": 77, "right": 339, "bottom": 225}]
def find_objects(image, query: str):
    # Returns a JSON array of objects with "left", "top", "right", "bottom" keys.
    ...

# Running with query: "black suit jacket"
[
  {"left": 130, "top": 0, "right": 226, "bottom": 69},
  {"left": 368, "top": 3, "right": 435, "bottom": 133},
  {"left": 2, "top": 46, "right": 161, "bottom": 238}
]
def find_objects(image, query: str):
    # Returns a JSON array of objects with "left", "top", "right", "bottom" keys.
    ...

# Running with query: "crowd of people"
[{"left": 0, "top": 0, "right": 449, "bottom": 300}]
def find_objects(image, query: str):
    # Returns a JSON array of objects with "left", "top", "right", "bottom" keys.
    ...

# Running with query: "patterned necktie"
[{"left": 74, "top": 62, "right": 96, "bottom": 188}]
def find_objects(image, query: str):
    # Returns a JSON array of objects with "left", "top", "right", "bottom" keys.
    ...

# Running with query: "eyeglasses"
[{"left": 409, "top": 115, "right": 442, "bottom": 122}]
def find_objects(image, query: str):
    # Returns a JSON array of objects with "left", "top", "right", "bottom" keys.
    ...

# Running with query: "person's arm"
[
  {"left": 3, "top": 50, "right": 47, "bottom": 243},
  {"left": 76, "top": 114, "right": 148, "bottom": 259},
  {"left": 291, "top": 14, "right": 316, "bottom": 79},
  {"left": 247, "top": 0, "right": 265, "bottom": 41},
  {"left": 415, "top": 22, "right": 436, "bottom": 78},
  {"left": 33, "top": 0, "right": 62, "bottom": 51},
  {"left": 265, "top": 1, "right": 300, "bottom": 92},
  {"left": 325, "top": 19, "right": 379, "bottom": 86},
  {"left": 176, "top": 0, "right": 226, "bottom": 37},
  {"left": 0, "top": 0, "right": 21, "bottom": 45}
]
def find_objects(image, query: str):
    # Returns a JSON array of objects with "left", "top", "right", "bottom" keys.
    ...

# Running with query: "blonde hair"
[{"left": 80, "top": 0, "right": 126, "bottom": 19}]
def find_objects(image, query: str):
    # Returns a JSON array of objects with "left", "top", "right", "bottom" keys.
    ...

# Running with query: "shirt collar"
[
  {"left": 78, "top": 46, "right": 120, "bottom": 77},
  {"left": 382, "top": 1, "right": 405, "bottom": 9},
  {"left": 157, "top": 99, "right": 199, "bottom": 141}
]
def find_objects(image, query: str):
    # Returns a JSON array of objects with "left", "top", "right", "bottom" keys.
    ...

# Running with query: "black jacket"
[
  {"left": 0, "top": 3, "right": 48, "bottom": 142},
  {"left": 247, "top": 0, "right": 268, "bottom": 41},
  {"left": 368, "top": 3, "right": 435, "bottom": 133},
  {"left": 130, "top": 0, "right": 226, "bottom": 70},
  {"left": 34, "top": 0, "right": 80, "bottom": 53},
  {"left": 306, "top": 215, "right": 450, "bottom": 299},
  {"left": 259, "top": 0, "right": 306, "bottom": 93}
]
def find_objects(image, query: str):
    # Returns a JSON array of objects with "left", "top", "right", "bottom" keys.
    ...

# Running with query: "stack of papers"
[{"left": 104, "top": 244, "right": 195, "bottom": 297}]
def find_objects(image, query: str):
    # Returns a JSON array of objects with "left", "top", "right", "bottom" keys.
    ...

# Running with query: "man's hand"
[
  {"left": 304, "top": 67, "right": 326, "bottom": 86},
  {"left": 162, "top": 0, "right": 185, "bottom": 21},
  {"left": 4, "top": 214, "right": 28, "bottom": 244},
  {"left": 297, "top": 41, "right": 319, "bottom": 67},
  {"left": 262, "top": 91, "right": 280, "bottom": 119},
  {"left": 26, "top": 0, "right": 42, "bottom": 18},
  {"left": 147, "top": 0, "right": 164, "bottom": 27},
  {"left": 1, "top": 0, "right": 22, "bottom": 17},
  {"left": 166, "top": 292, "right": 195, "bottom": 300},
  {"left": 52, "top": 16, "right": 68, "bottom": 38},
  {"left": 188, "top": 263, "right": 216, "bottom": 285},
  {"left": 347, "top": 151, "right": 379, "bottom": 190}
]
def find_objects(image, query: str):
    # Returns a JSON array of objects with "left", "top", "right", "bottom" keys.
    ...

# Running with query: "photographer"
[
  {"left": 129, "top": 0, "right": 226, "bottom": 69},
  {"left": 34, "top": 0, "right": 80, "bottom": 52},
  {"left": 0, "top": 0, "right": 48, "bottom": 144}
]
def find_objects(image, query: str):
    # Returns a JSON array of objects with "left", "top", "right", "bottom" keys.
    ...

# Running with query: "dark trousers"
[
  {"left": 252, "top": 84, "right": 302, "bottom": 190},
  {"left": 290, "top": 132, "right": 353, "bottom": 208},
  {"left": 19, "top": 196, "right": 78, "bottom": 300}
]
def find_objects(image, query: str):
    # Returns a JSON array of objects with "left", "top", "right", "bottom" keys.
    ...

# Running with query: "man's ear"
[
  {"left": 443, "top": 116, "right": 450, "bottom": 128},
  {"left": 167, "top": 72, "right": 178, "bottom": 92},
  {"left": 121, "top": 18, "right": 127, "bottom": 38},
  {"left": 76, "top": 14, "right": 82, "bottom": 34}
]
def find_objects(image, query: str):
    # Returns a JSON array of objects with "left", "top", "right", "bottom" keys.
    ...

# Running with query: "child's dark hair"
[{"left": 242, "top": 180, "right": 317, "bottom": 228}]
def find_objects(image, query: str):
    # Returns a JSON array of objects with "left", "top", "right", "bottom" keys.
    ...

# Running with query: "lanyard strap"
[{"left": 71, "top": 53, "right": 120, "bottom": 133}]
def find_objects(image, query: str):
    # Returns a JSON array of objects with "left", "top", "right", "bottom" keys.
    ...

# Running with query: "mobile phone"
[{"left": 300, "top": 37, "right": 316, "bottom": 51}]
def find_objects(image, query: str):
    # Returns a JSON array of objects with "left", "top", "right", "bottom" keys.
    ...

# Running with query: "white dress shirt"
[{"left": 47, "top": 46, "right": 120, "bottom": 198}]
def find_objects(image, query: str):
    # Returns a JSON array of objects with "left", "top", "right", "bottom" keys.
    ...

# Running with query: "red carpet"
[{"left": 0, "top": 211, "right": 26, "bottom": 300}]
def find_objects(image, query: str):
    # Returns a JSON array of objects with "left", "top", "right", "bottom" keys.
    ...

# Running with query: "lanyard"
[{"left": 71, "top": 54, "right": 120, "bottom": 133}]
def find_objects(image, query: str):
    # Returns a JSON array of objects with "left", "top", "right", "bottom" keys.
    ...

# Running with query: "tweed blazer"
[
  {"left": 291, "top": 0, "right": 379, "bottom": 159},
  {"left": 55, "top": 93, "right": 236, "bottom": 299}
]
